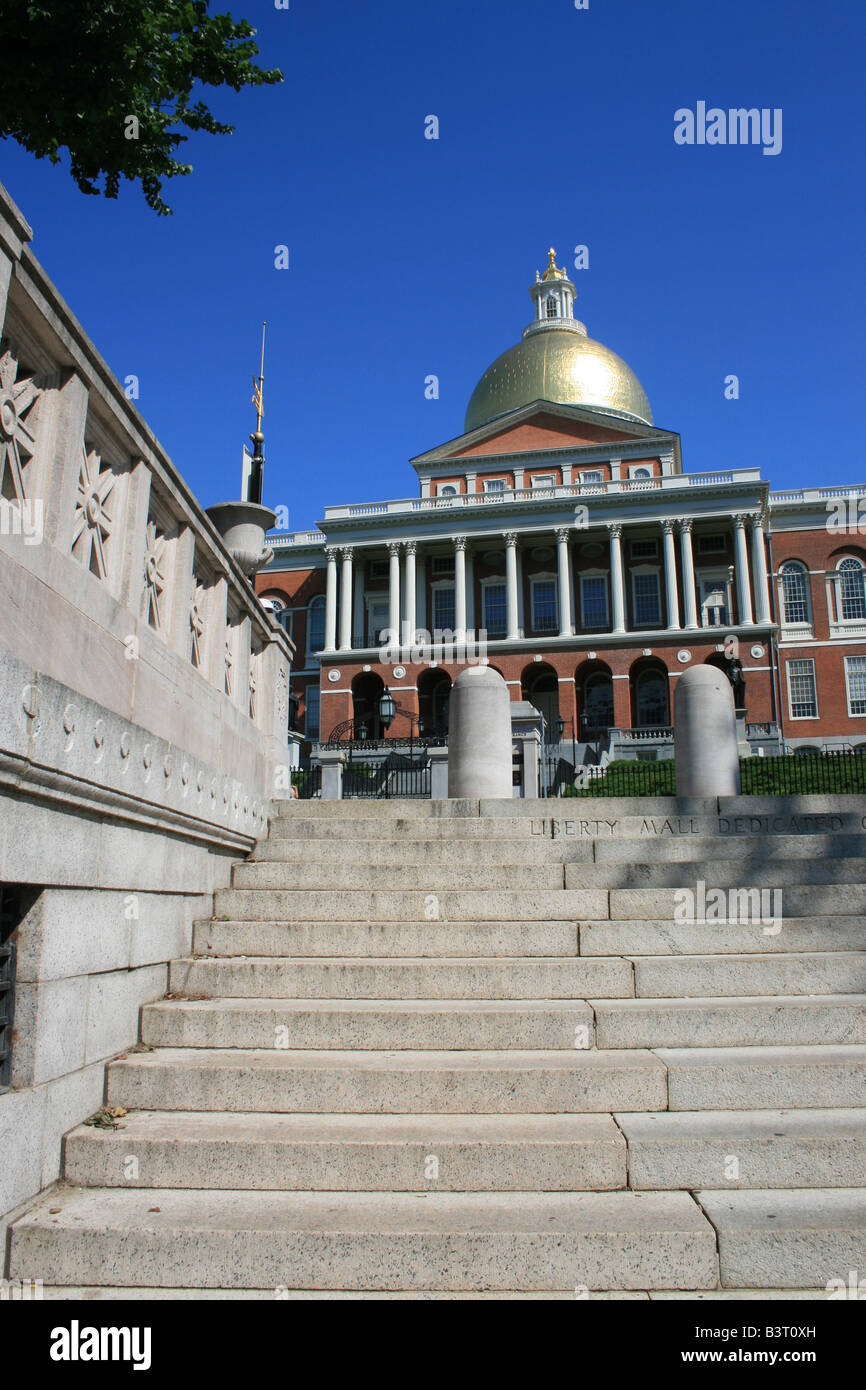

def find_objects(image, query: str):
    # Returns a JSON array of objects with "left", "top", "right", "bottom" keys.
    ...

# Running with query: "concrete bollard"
[
  {"left": 448, "top": 666, "right": 513, "bottom": 799},
  {"left": 674, "top": 665, "right": 741, "bottom": 796}
]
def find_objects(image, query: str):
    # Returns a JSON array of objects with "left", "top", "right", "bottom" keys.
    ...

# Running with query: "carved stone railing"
[{"left": 0, "top": 180, "right": 295, "bottom": 847}]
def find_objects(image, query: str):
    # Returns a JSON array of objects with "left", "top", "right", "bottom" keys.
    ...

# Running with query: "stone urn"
[{"left": 206, "top": 500, "right": 276, "bottom": 576}]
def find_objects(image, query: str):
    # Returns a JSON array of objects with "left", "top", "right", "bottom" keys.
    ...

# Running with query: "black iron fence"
[
  {"left": 740, "top": 750, "right": 866, "bottom": 796},
  {"left": 343, "top": 750, "right": 431, "bottom": 799},
  {"left": 541, "top": 750, "right": 866, "bottom": 799},
  {"left": 291, "top": 764, "right": 322, "bottom": 800}
]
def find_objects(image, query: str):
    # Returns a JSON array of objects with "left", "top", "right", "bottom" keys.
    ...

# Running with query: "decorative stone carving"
[
  {"left": 224, "top": 637, "right": 233, "bottom": 696},
  {"left": 143, "top": 520, "right": 167, "bottom": 630},
  {"left": 249, "top": 667, "right": 257, "bottom": 720},
  {"left": 190, "top": 581, "right": 206, "bottom": 668},
  {"left": 0, "top": 348, "right": 41, "bottom": 503},
  {"left": 71, "top": 445, "right": 115, "bottom": 580},
  {"left": 275, "top": 665, "right": 288, "bottom": 729}
]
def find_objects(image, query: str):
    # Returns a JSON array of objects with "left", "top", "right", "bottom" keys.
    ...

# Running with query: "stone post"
[
  {"left": 448, "top": 665, "right": 513, "bottom": 799},
  {"left": 318, "top": 748, "right": 345, "bottom": 800},
  {"left": 428, "top": 745, "right": 449, "bottom": 799},
  {"left": 674, "top": 665, "right": 741, "bottom": 795},
  {"left": 515, "top": 729, "right": 541, "bottom": 798}
]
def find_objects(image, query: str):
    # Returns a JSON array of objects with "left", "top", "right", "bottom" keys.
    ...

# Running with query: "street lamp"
[
  {"left": 555, "top": 716, "right": 565, "bottom": 744},
  {"left": 379, "top": 686, "right": 396, "bottom": 732}
]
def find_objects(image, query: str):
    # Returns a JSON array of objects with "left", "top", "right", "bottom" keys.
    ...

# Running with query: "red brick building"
[{"left": 257, "top": 251, "right": 866, "bottom": 762}]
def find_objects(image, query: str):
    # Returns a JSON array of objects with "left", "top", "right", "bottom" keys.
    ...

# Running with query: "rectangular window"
[
  {"left": 581, "top": 575, "right": 608, "bottom": 629},
  {"left": 532, "top": 579, "right": 558, "bottom": 632},
  {"left": 484, "top": 478, "right": 506, "bottom": 493},
  {"left": 368, "top": 560, "right": 389, "bottom": 580},
  {"left": 697, "top": 534, "right": 727, "bottom": 554},
  {"left": 630, "top": 539, "right": 658, "bottom": 560},
  {"left": 531, "top": 474, "right": 555, "bottom": 489},
  {"left": 483, "top": 583, "right": 507, "bottom": 636},
  {"left": 700, "top": 578, "right": 729, "bottom": 627},
  {"left": 305, "top": 685, "right": 321, "bottom": 740},
  {"left": 369, "top": 600, "right": 389, "bottom": 645},
  {"left": 787, "top": 658, "right": 818, "bottom": 720},
  {"left": 431, "top": 555, "right": 454, "bottom": 576},
  {"left": 846, "top": 656, "right": 866, "bottom": 716},
  {"left": 433, "top": 586, "right": 456, "bottom": 631},
  {"left": 632, "top": 572, "right": 661, "bottom": 626},
  {"left": 579, "top": 470, "right": 603, "bottom": 485}
]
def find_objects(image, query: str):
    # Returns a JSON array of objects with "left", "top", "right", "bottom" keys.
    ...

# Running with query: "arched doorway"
[
  {"left": 630, "top": 660, "right": 671, "bottom": 728},
  {"left": 418, "top": 669, "right": 451, "bottom": 736},
  {"left": 575, "top": 660, "right": 614, "bottom": 738},
  {"left": 351, "top": 671, "right": 385, "bottom": 739},
  {"left": 521, "top": 662, "right": 560, "bottom": 736}
]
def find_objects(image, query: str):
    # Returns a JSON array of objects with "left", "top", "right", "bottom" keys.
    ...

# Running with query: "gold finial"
[
  {"left": 251, "top": 320, "right": 266, "bottom": 436},
  {"left": 541, "top": 247, "right": 565, "bottom": 282}
]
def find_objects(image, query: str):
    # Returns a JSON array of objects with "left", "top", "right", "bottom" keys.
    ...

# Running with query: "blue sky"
[{"left": 2, "top": 0, "right": 864, "bottom": 531}]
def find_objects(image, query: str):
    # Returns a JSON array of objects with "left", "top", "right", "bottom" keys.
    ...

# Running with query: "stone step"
[
  {"left": 595, "top": 834, "right": 866, "bottom": 864},
  {"left": 8, "top": 1187, "right": 719, "bottom": 1291},
  {"left": 251, "top": 839, "right": 594, "bottom": 865},
  {"left": 63, "top": 1111, "right": 626, "bottom": 1191},
  {"left": 233, "top": 862, "right": 567, "bottom": 891},
  {"left": 616, "top": 1109, "right": 866, "bottom": 1190},
  {"left": 567, "top": 859, "right": 866, "bottom": 888},
  {"left": 263, "top": 818, "right": 540, "bottom": 841},
  {"left": 630, "top": 952, "right": 866, "bottom": 999},
  {"left": 659, "top": 1045, "right": 866, "bottom": 1110},
  {"left": 213, "top": 887, "right": 608, "bottom": 922},
  {"left": 594, "top": 996, "right": 866, "bottom": 1049},
  {"left": 610, "top": 885, "right": 866, "bottom": 919},
  {"left": 193, "top": 919, "right": 579, "bottom": 959},
  {"left": 169, "top": 954, "right": 633, "bottom": 1000},
  {"left": 579, "top": 918, "right": 866, "bottom": 957},
  {"left": 106, "top": 1048, "right": 667, "bottom": 1114},
  {"left": 696, "top": 1188, "right": 866, "bottom": 1290},
  {"left": 141, "top": 998, "right": 594, "bottom": 1050}
]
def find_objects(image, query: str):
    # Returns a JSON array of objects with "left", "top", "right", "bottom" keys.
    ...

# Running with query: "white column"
[
  {"left": 556, "top": 527, "right": 573, "bottom": 636},
  {"left": 403, "top": 541, "right": 416, "bottom": 649},
  {"left": 504, "top": 532, "right": 520, "bottom": 641},
  {"left": 733, "top": 514, "right": 754, "bottom": 625},
  {"left": 750, "top": 514, "right": 771, "bottom": 624},
  {"left": 387, "top": 541, "right": 401, "bottom": 646},
  {"left": 338, "top": 546, "right": 353, "bottom": 651},
  {"left": 662, "top": 519, "right": 680, "bottom": 630},
  {"left": 324, "top": 546, "right": 338, "bottom": 651},
  {"left": 608, "top": 523, "right": 626, "bottom": 634},
  {"left": 454, "top": 536, "right": 467, "bottom": 638},
  {"left": 679, "top": 520, "right": 699, "bottom": 630}
]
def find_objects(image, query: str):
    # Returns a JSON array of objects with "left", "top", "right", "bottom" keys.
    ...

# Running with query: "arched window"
[
  {"left": 780, "top": 561, "right": 810, "bottom": 625},
  {"left": 632, "top": 467, "right": 651, "bottom": 480},
  {"left": 306, "top": 594, "right": 326, "bottom": 655},
  {"left": 438, "top": 484, "right": 457, "bottom": 497},
  {"left": 838, "top": 558, "right": 866, "bottom": 621},
  {"left": 583, "top": 672, "right": 614, "bottom": 729},
  {"left": 545, "top": 296, "right": 558, "bottom": 319},
  {"left": 635, "top": 669, "right": 670, "bottom": 727}
]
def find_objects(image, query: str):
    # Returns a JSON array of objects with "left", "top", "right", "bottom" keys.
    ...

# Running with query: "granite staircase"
[{"left": 10, "top": 795, "right": 866, "bottom": 1298}]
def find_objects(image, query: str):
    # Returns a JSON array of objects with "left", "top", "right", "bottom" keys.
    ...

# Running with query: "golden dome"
[
  {"left": 465, "top": 251, "right": 653, "bottom": 432},
  {"left": 465, "top": 327, "right": 653, "bottom": 433}
]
